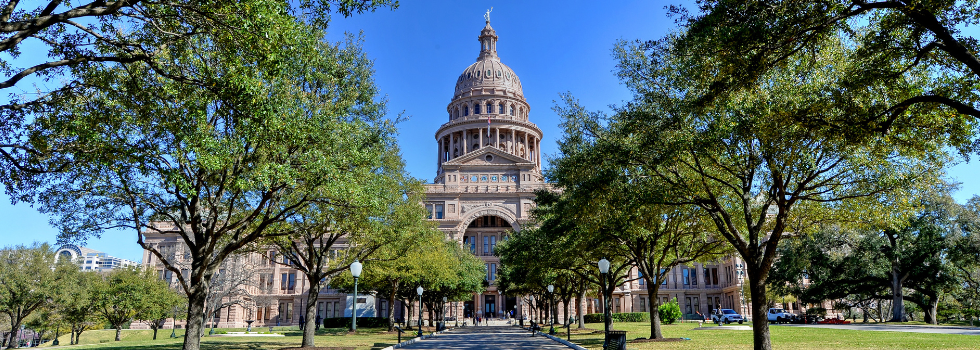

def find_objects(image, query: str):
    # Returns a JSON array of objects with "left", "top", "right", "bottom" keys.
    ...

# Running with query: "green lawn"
[
  {"left": 39, "top": 326, "right": 405, "bottom": 350},
  {"left": 562, "top": 322, "right": 980, "bottom": 350}
]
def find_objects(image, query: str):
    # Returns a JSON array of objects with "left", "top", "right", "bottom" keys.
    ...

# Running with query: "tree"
[
  {"left": 545, "top": 117, "right": 729, "bottom": 338},
  {"left": 0, "top": 243, "right": 75, "bottom": 349},
  {"left": 138, "top": 283, "right": 184, "bottom": 341},
  {"left": 556, "top": 32, "right": 948, "bottom": 350},
  {"left": 33, "top": 20, "right": 397, "bottom": 350},
  {"left": 92, "top": 267, "right": 166, "bottom": 341},
  {"left": 269, "top": 150, "right": 429, "bottom": 345},
  {"left": 671, "top": 1, "right": 980, "bottom": 133},
  {"left": 0, "top": 0, "right": 397, "bottom": 180},
  {"left": 52, "top": 269, "right": 101, "bottom": 345}
]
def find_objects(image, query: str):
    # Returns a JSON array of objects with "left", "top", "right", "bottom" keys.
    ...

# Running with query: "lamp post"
[
  {"left": 442, "top": 297, "right": 448, "bottom": 330},
  {"left": 350, "top": 260, "right": 362, "bottom": 332},
  {"left": 736, "top": 263, "right": 746, "bottom": 319},
  {"left": 416, "top": 286, "right": 424, "bottom": 337},
  {"left": 547, "top": 285, "right": 556, "bottom": 335},
  {"left": 597, "top": 258, "right": 611, "bottom": 333},
  {"left": 170, "top": 306, "right": 178, "bottom": 338}
]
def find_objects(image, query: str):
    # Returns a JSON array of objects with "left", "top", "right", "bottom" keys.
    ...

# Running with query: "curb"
[
  {"left": 381, "top": 328, "right": 453, "bottom": 350},
  {"left": 538, "top": 331, "right": 587, "bottom": 350}
]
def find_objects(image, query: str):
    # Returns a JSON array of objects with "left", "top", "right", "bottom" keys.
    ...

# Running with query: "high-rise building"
[{"left": 56, "top": 244, "right": 139, "bottom": 271}]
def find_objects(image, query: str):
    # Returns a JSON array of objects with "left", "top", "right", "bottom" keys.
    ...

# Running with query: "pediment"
[{"left": 443, "top": 147, "right": 534, "bottom": 168}]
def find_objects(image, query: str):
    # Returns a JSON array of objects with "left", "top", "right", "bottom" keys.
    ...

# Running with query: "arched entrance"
[{"left": 459, "top": 214, "right": 517, "bottom": 319}]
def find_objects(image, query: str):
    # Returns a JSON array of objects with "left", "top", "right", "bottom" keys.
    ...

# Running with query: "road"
[{"left": 398, "top": 326, "right": 571, "bottom": 350}]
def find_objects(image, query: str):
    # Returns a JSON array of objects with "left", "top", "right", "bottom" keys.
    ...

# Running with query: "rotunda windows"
[
  {"left": 475, "top": 104, "right": 481, "bottom": 114},
  {"left": 464, "top": 106, "right": 469, "bottom": 116}
]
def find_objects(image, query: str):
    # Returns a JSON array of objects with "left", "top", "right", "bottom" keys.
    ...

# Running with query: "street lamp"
[
  {"left": 416, "top": 286, "right": 424, "bottom": 337},
  {"left": 350, "top": 260, "right": 363, "bottom": 332},
  {"left": 547, "top": 284, "right": 556, "bottom": 335},
  {"left": 442, "top": 297, "right": 448, "bottom": 330},
  {"left": 170, "top": 306, "right": 178, "bottom": 338},
  {"left": 597, "top": 258, "right": 611, "bottom": 333}
]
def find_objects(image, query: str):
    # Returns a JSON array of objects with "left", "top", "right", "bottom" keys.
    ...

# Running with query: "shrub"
[
  {"left": 582, "top": 312, "right": 650, "bottom": 323},
  {"left": 322, "top": 317, "right": 389, "bottom": 328},
  {"left": 658, "top": 299, "right": 682, "bottom": 324}
]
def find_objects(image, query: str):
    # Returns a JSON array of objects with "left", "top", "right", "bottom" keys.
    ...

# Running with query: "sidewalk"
[{"left": 398, "top": 325, "right": 570, "bottom": 350}]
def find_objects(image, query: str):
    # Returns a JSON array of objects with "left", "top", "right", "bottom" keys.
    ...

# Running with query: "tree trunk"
[
  {"left": 387, "top": 281, "right": 399, "bottom": 332},
  {"left": 301, "top": 278, "right": 322, "bottom": 347},
  {"left": 152, "top": 327, "right": 158, "bottom": 340},
  {"left": 406, "top": 302, "right": 413, "bottom": 329},
  {"left": 563, "top": 298, "right": 571, "bottom": 326},
  {"left": 6, "top": 315, "right": 23, "bottom": 349},
  {"left": 890, "top": 269, "right": 905, "bottom": 322},
  {"left": 646, "top": 282, "right": 664, "bottom": 339},
  {"left": 182, "top": 284, "right": 208, "bottom": 350},
  {"left": 577, "top": 290, "right": 586, "bottom": 329},
  {"left": 923, "top": 297, "right": 939, "bottom": 325},
  {"left": 115, "top": 326, "right": 121, "bottom": 341},
  {"left": 749, "top": 276, "right": 772, "bottom": 350}
]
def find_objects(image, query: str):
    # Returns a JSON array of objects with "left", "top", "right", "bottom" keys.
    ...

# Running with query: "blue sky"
[{"left": 1, "top": 0, "right": 978, "bottom": 262}]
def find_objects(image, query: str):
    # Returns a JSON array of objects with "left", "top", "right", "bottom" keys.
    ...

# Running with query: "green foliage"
[
  {"left": 0, "top": 243, "right": 77, "bottom": 342},
  {"left": 658, "top": 300, "right": 682, "bottom": 325},
  {"left": 582, "top": 312, "right": 651, "bottom": 323}
]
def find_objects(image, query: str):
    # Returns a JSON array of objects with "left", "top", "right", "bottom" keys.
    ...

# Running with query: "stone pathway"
[
  {"left": 775, "top": 323, "right": 980, "bottom": 335},
  {"left": 399, "top": 326, "right": 571, "bottom": 350}
]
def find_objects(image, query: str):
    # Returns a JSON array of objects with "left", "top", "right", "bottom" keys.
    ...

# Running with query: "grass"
[
  {"left": 38, "top": 326, "right": 405, "bottom": 350},
  {"left": 562, "top": 322, "right": 980, "bottom": 350}
]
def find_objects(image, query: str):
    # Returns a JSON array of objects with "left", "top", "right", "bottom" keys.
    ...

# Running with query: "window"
[
  {"left": 690, "top": 268, "right": 698, "bottom": 286},
  {"left": 435, "top": 204, "right": 444, "bottom": 219},
  {"left": 471, "top": 175, "right": 478, "bottom": 182},
  {"left": 281, "top": 273, "right": 287, "bottom": 290},
  {"left": 491, "top": 175, "right": 498, "bottom": 182},
  {"left": 490, "top": 235, "right": 497, "bottom": 254},
  {"left": 489, "top": 263, "right": 497, "bottom": 282},
  {"left": 483, "top": 236, "right": 489, "bottom": 254},
  {"left": 712, "top": 268, "right": 720, "bottom": 285},
  {"left": 660, "top": 269, "right": 667, "bottom": 285},
  {"left": 163, "top": 270, "right": 173, "bottom": 282},
  {"left": 510, "top": 106, "right": 514, "bottom": 116},
  {"left": 499, "top": 103, "right": 504, "bottom": 114},
  {"left": 685, "top": 297, "right": 693, "bottom": 314},
  {"left": 704, "top": 268, "right": 711, "bottom": 286},
  {"left": 475, "top": 104, "right": 480, "bottom": 114},
  {"left": 487, "top": 103, "right": 493, "bottom": 113},
  {"left": 639, "top": 297, "right": 647, "bottom": 313},
  {"left": 638, "top": 271, "right": 645, "bottom": 285},
  {"left": 288, "top": 273, "right": 296, "bottom": 290},
  {"left": 683, "top": 269, "right": 690, "bottom": 285},
  {"left": 464, "top": 106, "right": 469, "bottom": 116}
]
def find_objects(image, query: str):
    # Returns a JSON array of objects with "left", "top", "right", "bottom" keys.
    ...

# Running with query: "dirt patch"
[{"left": 630, "top": 338, "right": 688, "bottom": 343}]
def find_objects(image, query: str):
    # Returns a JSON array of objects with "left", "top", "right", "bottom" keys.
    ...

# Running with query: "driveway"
[
  {"left": 775, "top": 323, "right": 980, "bottom": 335},
  {"left": 399, "top": 326, "right": 571, "bottom": 350}
]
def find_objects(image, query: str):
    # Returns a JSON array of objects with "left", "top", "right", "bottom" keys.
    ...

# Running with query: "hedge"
[
  {"left": 322, "top": 317, "right": 389, "bottom": 328},
  {"left": 583, "top": 312, "right": 650, "bottom": 323}
]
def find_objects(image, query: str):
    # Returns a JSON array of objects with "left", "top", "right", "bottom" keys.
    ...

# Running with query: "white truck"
[
  {"left": 711, "top": 309, "right": 744, "bottom": 324},
  {"left": 767, "top": 308, "right": 794, "bottom": 323}
]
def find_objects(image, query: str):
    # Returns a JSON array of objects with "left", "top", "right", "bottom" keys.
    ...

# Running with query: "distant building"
[{"left": 55, "top": 245, "right": 139, "bottom": 271}]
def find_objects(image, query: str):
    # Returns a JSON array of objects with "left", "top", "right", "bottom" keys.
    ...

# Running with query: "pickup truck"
[
  {"left": 767, "top": 308, "right": 794, "bottom": 323},
  {"left": 710, "top": 309, "right": 744, "bottom": 324}
]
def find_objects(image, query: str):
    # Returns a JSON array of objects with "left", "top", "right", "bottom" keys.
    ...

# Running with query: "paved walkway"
[
  {"left": 399, "top": 326, "right": 570, "bottom": 350},
  {"left": 775, "top": 324, "right": 980, "bottom": 335}
]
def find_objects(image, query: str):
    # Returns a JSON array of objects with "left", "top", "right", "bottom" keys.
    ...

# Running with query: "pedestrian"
[
  {"left": 299, "top": 315, "right": 305, "bottom": 330},
  {"left": 316, "top": 315, "right": 322, "bottom": 330}
]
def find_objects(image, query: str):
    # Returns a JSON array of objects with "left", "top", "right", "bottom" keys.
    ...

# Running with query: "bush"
[
  {"left": 658, "top": 299, "right": 682, "bottom": 324},
  {"left": 582, "top": 312, "right": 650, "bottom": 323},
  {"left": 322, "top": 317, "right": 389, "bottom": 328}
]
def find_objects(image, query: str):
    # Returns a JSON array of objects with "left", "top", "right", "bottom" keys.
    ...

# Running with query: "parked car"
[
  {"left": 767, "top": 308, "right": 795, "bottom": 323},
  {"left": 711, "top": 309, "right": 744, "bottom": 324}
]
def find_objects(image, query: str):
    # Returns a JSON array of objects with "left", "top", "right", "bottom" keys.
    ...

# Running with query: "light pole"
[
  {"left": 170, "top": 306, "right": 178, "bottom": 338},
  {"left": 597, "top": 258, "right": 612, "bottom": 333},
  {"left": 442, "top": 297, "right": 448, "bottom": 330},
  {"left": 416, "top": 286, "right": 424, "bottom": 337},
  {"left": 736, "top": 263, "right": 746, "bottom": 319},
  {"left": 547, "top": 284, "right": 556, "bottom": 335},
  {"left": 350, "top": 260, "right": 362, "bottom": 332}
]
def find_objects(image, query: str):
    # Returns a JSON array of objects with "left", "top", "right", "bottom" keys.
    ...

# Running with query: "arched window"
[
  {"left": 486, "top": 103, "right": 493, "bottom": 114},
  {"left": 455, "top": 108, "right": 460, "bottom": 119},
  {"left": 475, "top": 104, "right": 481, "bottom": 114},
  {"left": 464, "top": 105, "right": 469, "bottom": 116},
  {"left": 499, "top": 103, "right": 504, "bottom": 114},
  {"left": 510, "top": 106, "right": 514, "bottom": 116}
]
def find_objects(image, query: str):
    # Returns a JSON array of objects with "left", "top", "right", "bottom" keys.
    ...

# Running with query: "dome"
[
  {"left": 454, "top": 60, "right": 523, "bottom": 96},
  {"left": 453, "top": 22, "right": 524, "bottom": 97}
]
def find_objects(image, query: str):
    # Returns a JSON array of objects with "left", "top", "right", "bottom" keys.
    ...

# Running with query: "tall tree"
[
  {"left": 34, "top": 20, "right": 396, "bottom": 350},
  {"left": 270, "top": 160, "right": 431, "bottom": 345},
  {"left": 668, "top": 0, "right": 979, "bottom": 155},
  {"left": 0, "top": 0, "right": 397, "bottom": 180},
  {"left": 555, "top": 33, "right": 947, "bottom": 349},
  {"left": 0, "top": 243, "right": 75, "bottom": 349}
]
